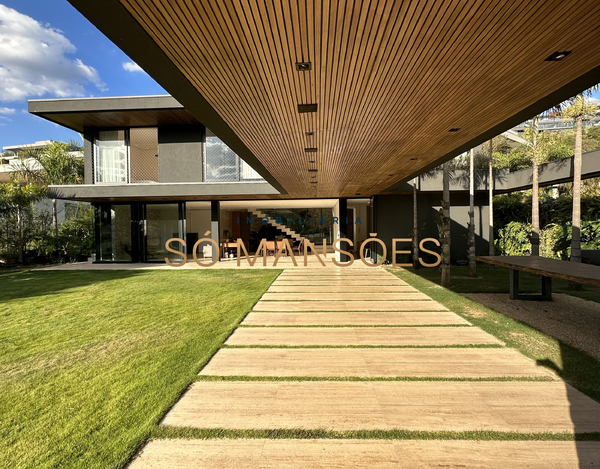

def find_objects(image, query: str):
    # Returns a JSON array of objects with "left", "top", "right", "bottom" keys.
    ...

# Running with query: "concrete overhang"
[{"left": 49, "top": 181, "right": 280, "bottom": 203}]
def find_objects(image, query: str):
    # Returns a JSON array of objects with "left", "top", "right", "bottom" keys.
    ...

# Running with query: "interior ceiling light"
[
  {"left": 308, "top": 168, "right": 318, "bottom": 172},
  {"left": 545, "top": 51, "right": 571, "bottom": 61},
  {"left": 355, "top": 193, "right": 361, "bottom": 195},
  {"left": 296, "top": 62, "right": 312, "bottom": 71},
  {"left": 448, "top": 128, "right": 460, "bottom": 132},
  {"left": 305, "top": 131, "right": 314, "bottom": 136},
  {"left": 388, "top": 174, "right": 394, "bottom": 177},
  {"left": 308, "top": 159, "right": 316, "bottom": 163},
  {"left": 305, "top": 147, "right": 317, "bottom": 153},
  {"left": 298, "top": 104, "right": 318, "bottom": 113},
  {"left": 410, "top": 157, "right": 418, "bottom": 160},
  {"left": 310, "top": 180, "right": 318, "bottom": 184}
]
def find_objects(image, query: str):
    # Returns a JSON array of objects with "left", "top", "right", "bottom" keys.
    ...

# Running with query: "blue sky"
[{"left": 0, "top": 0, "right": 166, "bottom": 150}]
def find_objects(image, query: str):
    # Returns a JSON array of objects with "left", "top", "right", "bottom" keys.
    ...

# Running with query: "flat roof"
[{"left": 28, "top": 95, "right": 202, "bottom": 132}]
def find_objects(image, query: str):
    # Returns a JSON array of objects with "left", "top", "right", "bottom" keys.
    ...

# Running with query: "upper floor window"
[
  {"left": 94, "top": 128, "right": 158, "bottom": 184},
  {"left": 94, "top": 130, "right": 128, "bottom": 183},
  {"left": 205, "top": 130, "right": 263, "bottom": 182}
]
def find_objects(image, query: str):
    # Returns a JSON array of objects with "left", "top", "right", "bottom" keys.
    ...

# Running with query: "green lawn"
[
  {"left": 406, "top": 263, "right": 600, "bottom": 303},
  {"left": 0, "top": 268, "right": 279, "bottom": 469},
  {"left": 386, "top": 265, "right": 600, "bottom": 403}
]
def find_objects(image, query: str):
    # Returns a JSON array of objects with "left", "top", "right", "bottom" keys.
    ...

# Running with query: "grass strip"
[{"left": 151, "top": 427, "right": 600, "bottom": 441}]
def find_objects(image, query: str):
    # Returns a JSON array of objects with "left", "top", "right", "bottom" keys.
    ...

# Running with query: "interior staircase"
[
  {"left": 248, "top": 209, "right": 335, "bottom": 254},
  {"left": 249, "top": 209, "right": 303, "bottom": 241}
]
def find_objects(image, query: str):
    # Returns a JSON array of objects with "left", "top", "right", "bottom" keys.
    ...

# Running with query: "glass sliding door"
[
  {"left": 95, "top": 130, "right": 128, "bottom": 183},
  {"left": 97, "top": 204, "right": 133, "bottom": 261},
  {"left": 145, "top": 203, "right": 185, "bottom": 262}
]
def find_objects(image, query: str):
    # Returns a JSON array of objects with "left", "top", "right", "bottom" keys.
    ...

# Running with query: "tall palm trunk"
[
  {"left": 441, "top": 162, "right": 451, "bottom": 287},
  {"left": 17, "top": 207, "right": 24, "bottom": 264},
  {"left": 571, "top": 115, "right": 583, "bottom": 263},
  {"left": 412, "top": 179, "right": 419, "bottom": 268},
  {"left": 52, "top": 198, "right": 59, "bottom": 238},
  {"left": 488, "top": 140, "right": 495, "bottom": 256},
  {"left": 531, "top": 116, "right": 540, "bottom": 256},
  {"left": 468, "top": 149, "right": 476, "bottom": 276}
]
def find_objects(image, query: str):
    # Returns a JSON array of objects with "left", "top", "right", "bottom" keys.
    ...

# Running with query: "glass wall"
[
  {"left": 95, "top": 130, "right": 128, "bottom": 183},
  {"left": 146, "top": 203, "right": 184, "bottom": 262},
  {"left": 97, "top": 204, "right": 133, "bottom": 261},
  {"left": 95, "top": 202, "right": 185, "bottom": 263},
  {"left": 205, "top": 129, "right": 264, "bottom": 182}
]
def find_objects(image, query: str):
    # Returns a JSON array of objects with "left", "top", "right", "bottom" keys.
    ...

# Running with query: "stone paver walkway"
[{"left": 129, "top": 266, "right": 600, "bottom": 468}]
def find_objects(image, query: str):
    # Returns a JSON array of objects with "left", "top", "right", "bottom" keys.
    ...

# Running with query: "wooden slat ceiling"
[{"left": 113, "top": 0, "right": 600, "bottom": 198}]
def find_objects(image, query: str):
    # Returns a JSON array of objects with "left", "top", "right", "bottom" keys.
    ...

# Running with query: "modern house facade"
[{"left": 29, "top": 94, "right": 600, "bottom": 264}]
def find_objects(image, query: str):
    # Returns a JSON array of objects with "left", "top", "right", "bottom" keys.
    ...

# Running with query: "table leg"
[
  {"left": 509, "top": 269, "right": 519, "bottom": 300},
  {"left": 541, "top": 276, "right": 552, "bottom": 301}
]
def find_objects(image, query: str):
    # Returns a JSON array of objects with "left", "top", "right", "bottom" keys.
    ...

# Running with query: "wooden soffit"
[{"left": 68, "top": 0, "right": 600, "bottom": 198}]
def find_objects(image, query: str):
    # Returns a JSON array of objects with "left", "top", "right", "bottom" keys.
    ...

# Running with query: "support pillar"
[
  {"left": 339, "top": 198, "right": 348, "bottom": 262},
  {"left": 211, "top": 200, "right": 220, "bottom": 263}
]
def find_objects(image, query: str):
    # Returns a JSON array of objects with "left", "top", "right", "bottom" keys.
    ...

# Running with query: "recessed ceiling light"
[
  {"left": 305, "top": 131, "right": 314, "bottom": 136},
  {"left": 355, "top": 193, "right": 361, "bottom": 195},
  {"left": 308, "top": 160, "right": 316, "bottom": 163},
  {"left": 305, "top": 147, "right": 317, "bottom": 153},
  {"left": 410, "top": 157, "right": 418, "bottom": 161},
  {"left": 308, "top": 169, "right": 318, "bottom": 172},
  {"left": 295, "top": 62, "right": 312, "bottom": 71},
  {"left": 388, "top": 174, "right": 394, "bottom": 177},
  {"left": 448, "top": 128, "right": 460, "bottom": 132},
  {"left": 298, "top": 104, "right": 318, "bottom": 113},
  {"left": 310, "top": 181, "right": 318, "bottom": 184},
  {"left": 545, "top": 51, "right": 571, "bottom": 61}
]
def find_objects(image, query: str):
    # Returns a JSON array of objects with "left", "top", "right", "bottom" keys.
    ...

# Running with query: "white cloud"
[
  {"left": 0, "top": 106, "right": 15, "bottom": 114},
  {"left": 122, "top": 61, "right": 144, "bottom": 73},
  {"left": 0, "top": 5, "right": 107, "bottom": 102}
]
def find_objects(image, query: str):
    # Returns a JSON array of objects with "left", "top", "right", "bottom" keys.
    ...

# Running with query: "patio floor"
[{"left": 127, "top": 266, "right": 600, "bottom": 467}]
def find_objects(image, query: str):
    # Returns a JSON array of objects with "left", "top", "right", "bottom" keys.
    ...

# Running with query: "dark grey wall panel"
[
  {"left": 158, "top": 125, "right": 204, "bottom": 183},
  {"left": 374, "top": 194, "right": 490, "bottom": 262},
  {"left": 83, "top": 129, "right": 94, "bottom": 185}
]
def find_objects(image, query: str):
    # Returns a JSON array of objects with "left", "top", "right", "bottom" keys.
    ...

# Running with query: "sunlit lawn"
[{"left": 0, "top": 269, "right": 279, "bottom": 469}]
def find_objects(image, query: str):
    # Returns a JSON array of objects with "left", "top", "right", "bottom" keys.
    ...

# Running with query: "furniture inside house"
[{"left": 476, "top": 256, "right": 600, "bottom": 301}]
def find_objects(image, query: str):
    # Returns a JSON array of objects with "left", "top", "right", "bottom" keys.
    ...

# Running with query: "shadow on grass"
[
  {"left": 390, "top": 264, "right": 600, "bottom": 466},
  {"left": 0, "top": 269, "right": 146, "bottom": 302}
]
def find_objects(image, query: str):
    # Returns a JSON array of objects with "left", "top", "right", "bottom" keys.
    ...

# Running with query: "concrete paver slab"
[
  {"left": 225, "top": 326, "right": 501, "bottom": 346},
  {"left": 161, "top": 381, "right": 600, "bottom": 432},
  {"left": 199, "top": 348, "right": 554, "bottom": 378},
  {"left": 129, "top": 439, "right": 600, "bottom": 469},
  {"left": 253, "top": 300, "right": 447, "bottom": 311},
  {"left": 261, "top": 292, "right": 429, "bottom": 300},
  {"left": 241, "top": 312, "right": 469, "bottom": 326}
]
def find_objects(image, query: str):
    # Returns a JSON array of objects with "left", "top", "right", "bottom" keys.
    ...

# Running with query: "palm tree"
[
  {"left": 467, "top": 148, "right": 476, "bottom": 276},
  {"left": 487, "top": 139, "right": 495, "bottom": 256},
  {"left": 412, "top": 177, "right": 419, "bottom": 268},
  {"left": 529, "top": 116, "right": 542, "bottom": 256},
  {"left": 440, "top": 160, "right": 451, "bottom": 287},
  {"left": 559, "top": 90, "right": 599, "bottom": 263},
  {"left": 15, "top": 140, "right": 84, "bottom": 237},
  {"left": 0, "top": 178, "right": 44, "bottom": 263}
]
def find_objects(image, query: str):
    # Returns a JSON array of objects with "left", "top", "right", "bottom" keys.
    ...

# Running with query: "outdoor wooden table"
[{"left": 476, "top": 256, "right": 600, "bottom": 301}]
